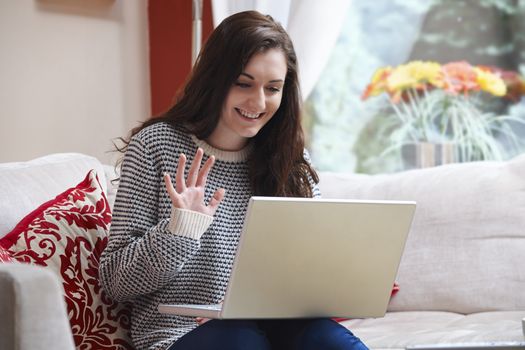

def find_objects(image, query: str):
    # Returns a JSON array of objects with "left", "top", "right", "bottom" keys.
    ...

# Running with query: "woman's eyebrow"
[
  {"left": 240, "top": 72, "right": 284, "bottom": 83},
  {"left": 240, "top": 72, "right": 255, "bottom": 80}
]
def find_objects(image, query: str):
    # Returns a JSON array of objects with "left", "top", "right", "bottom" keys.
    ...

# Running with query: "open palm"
[{"left": 164, "top": 148, "right": 225, "bottom": 216}]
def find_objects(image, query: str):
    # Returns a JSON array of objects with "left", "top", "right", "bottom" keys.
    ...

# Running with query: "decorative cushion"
[
  {"left": 0, "top": 170, "right": 132, "bottom": 349},
  {"left": 319, "top": 154, "right": 525, "bottom": 314},
  {"left": 0, "top": 153, "right": 107, "bottom": 239},
  {"left": 0, "top": 245, "right": 13, "bottom": 262}
]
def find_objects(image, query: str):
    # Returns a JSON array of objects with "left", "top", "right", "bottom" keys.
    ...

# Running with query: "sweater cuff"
[{"left": 168, "top": 208, "right": 213, "bottom": 240}]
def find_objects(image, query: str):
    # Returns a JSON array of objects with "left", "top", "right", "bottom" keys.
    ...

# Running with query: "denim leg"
[
  {"left": 297, "top": 319, "right": 369, "bottom": 350},
  {"left": 168, "top": 320, "right": 271, "bottom": 350},
  {"left": 258, "top": 318, "right": 369, "bottom": 350}
]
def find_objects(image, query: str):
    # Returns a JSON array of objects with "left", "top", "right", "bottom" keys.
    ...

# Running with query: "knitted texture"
[{"left": 99, "top": 122, "right": 320, "bottom": 350}]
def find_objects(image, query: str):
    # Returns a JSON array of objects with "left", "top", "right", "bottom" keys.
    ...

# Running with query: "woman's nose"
[{"left": 248, "top": 88, "right": 265, "bottom": 111}]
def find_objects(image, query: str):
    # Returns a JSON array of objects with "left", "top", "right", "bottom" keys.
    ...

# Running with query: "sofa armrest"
[{"left": 0, "top": 263, "right": 75, "bottom": 350}]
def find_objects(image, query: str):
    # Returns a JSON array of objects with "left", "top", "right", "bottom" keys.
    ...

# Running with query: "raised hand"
[{"left": 164, "top": 148, "right": 225, "bottom": 216}]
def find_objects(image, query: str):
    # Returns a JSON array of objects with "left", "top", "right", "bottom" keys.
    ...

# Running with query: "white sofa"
[{"left": 1, "top": 152, "right": 524, "bottom": 350}]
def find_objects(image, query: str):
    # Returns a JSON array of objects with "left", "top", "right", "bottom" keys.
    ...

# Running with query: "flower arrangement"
[{"left": 361, "top": 60, "right": 525, "bottom": 163}]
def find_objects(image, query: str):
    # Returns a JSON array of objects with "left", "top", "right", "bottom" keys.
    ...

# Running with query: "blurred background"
[{"left": 1, "top": 0, "right": 524, "bottom": 173}]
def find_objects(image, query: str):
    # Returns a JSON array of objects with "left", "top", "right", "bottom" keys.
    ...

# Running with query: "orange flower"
[{"left": 440, "top": 61, "right": 479, "bottom": 95}]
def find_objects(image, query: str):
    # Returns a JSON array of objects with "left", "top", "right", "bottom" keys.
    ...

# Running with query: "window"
[{"left": 305, "top": 0, "right": 525, "bottom": 173}]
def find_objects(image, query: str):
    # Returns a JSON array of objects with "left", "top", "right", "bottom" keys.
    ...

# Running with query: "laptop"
[{"left": 158, "top": 196, "right": 416, "bottom": 319}]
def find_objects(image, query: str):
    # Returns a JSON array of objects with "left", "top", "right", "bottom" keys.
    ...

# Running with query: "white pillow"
[
  {"left": 319, "top": 154, "right": 525, "bottom": 314},
  {"left": 0, "top": 153, "right": 106, "bottom": 238},
  {"left": 103, "top": 164, "right": 119, "bottom": 209}
]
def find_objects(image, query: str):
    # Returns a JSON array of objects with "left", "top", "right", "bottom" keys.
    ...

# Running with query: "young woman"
[{"left": 99, "top": 10, "right": 368, "bottom": 350}]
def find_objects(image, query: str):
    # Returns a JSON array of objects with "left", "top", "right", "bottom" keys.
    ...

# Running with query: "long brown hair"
[{"left": 116, "top": 10, "right": 318, "bottom": 197}]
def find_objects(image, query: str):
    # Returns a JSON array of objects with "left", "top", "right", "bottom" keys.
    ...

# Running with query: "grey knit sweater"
[{"left": 99, "top": 122, "right": 320, "bottom": 350}]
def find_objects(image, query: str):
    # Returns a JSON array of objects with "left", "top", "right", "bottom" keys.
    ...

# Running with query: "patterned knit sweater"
[{"left": 99, "top": 122, "right": 320, "bottom": 350}]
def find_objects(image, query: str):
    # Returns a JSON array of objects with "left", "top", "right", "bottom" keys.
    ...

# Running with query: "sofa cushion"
[
  {"left": 319, "top": 154, "right": 525, "bottom": 314},
  {"left": 0, "top": 153, "right": 107, "bottom": 239},
  {"left": 0, "top": 170, "right": 132, "bottom": 349},
  {"left": 342, "top": 310, "right": 525, "bottom": 348}
]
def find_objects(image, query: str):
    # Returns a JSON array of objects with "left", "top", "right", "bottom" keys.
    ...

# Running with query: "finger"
[
  {"left": 208, "top": 188, "right": 225, "bottom": 212},
  {"left": 164, "top": 173, "right": 181, "bottom": 204},
  {"left": 175, "top": 153, "right": 187, "bottom": 193},
  {"left": 196, "top": 317, "right": 211, "bottom": 325},
  {"left": 196, "top": 155, "right": 215, "bottom": 187},
  {"left": 187, "top": 148, "right": 204, "bottom": 187}
]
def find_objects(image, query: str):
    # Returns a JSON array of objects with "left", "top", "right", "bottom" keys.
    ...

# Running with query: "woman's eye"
[
  {"left": 235, "top": 82, "right": 250, "bottom": 88},
  {"left": 267, "top": 87, "right": 281, "bottom": 93}
]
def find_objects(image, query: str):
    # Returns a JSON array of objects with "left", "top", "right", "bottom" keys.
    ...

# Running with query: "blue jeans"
[{"left": 168, "top": 318, "right": 369, "bottom": 350}]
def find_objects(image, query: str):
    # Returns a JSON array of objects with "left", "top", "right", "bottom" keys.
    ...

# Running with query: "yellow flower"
[
  {"left": 387, "top": 61, "right": 442, "bottom": 92},
  {"left": 474, "top": 67, "right": 507, "bottom": 97},
  {"left": 371, "top": 66, "right": 392, "bottom": 83},
  {"left": 361, "top": 66, "right": 392, "bottom": 99}
]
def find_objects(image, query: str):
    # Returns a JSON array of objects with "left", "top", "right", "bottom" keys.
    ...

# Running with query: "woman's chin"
[{"left": 239, "top": 127, "right": 263, "bottom": 139}]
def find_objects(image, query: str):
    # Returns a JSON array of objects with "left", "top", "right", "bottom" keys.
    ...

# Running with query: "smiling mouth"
[{"left": 236, "top": 108, "right": 263, "bottom": 120}]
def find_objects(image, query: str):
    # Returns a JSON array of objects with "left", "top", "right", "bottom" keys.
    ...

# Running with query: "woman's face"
[{"left": 207, "top": 48, "right": 287, "bottom": 151}]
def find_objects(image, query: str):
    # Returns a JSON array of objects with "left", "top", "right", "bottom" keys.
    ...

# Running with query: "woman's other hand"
[
  {"left": 164, "top": 148, "right": 225, "bottom": 216},
  {"left": 195, "top": 317, "right": 212, "bottom": 325},
  {"left": 195, "top": 299, "right": 223, "bottom": 325}
]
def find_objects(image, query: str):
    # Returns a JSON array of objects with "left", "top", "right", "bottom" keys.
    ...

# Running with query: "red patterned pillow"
[
  {"left": 0, "top": 245, "right": 13, "bottom": 262},
  {"left": 0, "top": 170, "right": 132, "bottom": 349}
]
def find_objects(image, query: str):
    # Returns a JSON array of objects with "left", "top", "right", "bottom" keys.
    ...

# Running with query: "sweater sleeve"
[{"left": 99, "top": 135, "right": 210, "bottom": 302}]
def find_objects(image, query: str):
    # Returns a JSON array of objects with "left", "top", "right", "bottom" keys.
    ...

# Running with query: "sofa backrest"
[
  {"left": 319, "top": 154, "right": 525, "bottom": 314},
  {"left": 4, "top": 152, "right": 524, "bottom": 314},
  {"left": 0, "top": 153, "right": 108, "bottom": 238}
]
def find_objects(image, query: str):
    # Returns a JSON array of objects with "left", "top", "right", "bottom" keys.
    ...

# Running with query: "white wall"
[{"left": 0, "top": 0, "right": 150, "bottom": 164}]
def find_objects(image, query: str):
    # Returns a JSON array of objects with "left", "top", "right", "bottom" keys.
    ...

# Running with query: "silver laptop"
[{"left": 158, "top": 196, "right": 416, "bottom": 319}]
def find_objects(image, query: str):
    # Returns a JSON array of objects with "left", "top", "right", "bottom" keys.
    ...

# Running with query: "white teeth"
[{"left": 238, "top": 109, "right": 261, "bottom": 119}]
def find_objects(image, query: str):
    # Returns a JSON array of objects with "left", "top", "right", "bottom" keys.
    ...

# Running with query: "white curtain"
[
  {"left": 212, "top": 0, "right": 291, "bottom": 28},
  {"left": 286, "top": 0, "right": 350, "bottom": 99},
  {"left": 210, "top": 0, "right": 350, "bottom": 100}
]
